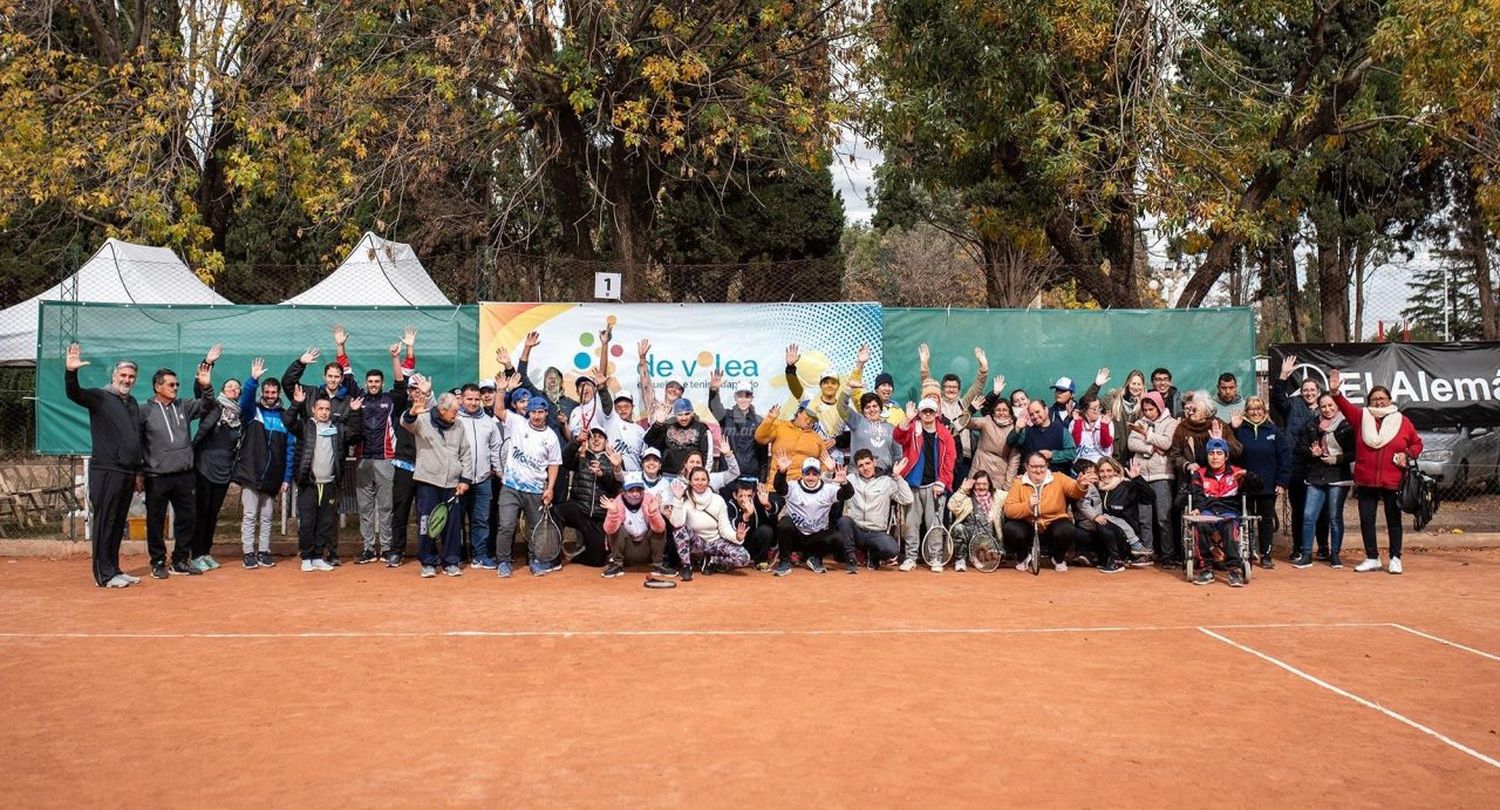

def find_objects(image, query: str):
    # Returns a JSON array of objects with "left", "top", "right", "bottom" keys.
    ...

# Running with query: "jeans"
[
  {"left": 240, "top": 487, "right": 276, "bottom": 554},
  {"left": 460, "top": 478, "right": 493, "bottom": 561},
  {"left": 1302, "top": 484, "right": 1348, "bottom": 559},
  {"left": 1290, "top": 480, "right": 1330, "bottom": 557},
  {"left": 1357, "top": 487, "right": 1404, "bottom": 559},
  {"left": 355, "top": 459, "right": 394, "bottom": 553}
]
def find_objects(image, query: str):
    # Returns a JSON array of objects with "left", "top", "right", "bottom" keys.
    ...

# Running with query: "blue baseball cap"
[
  {"left": 507, "top": 389, "right": 531, "bottom": 408},
  {"left": 527, "top": 395, "right": 552, "bottom": 413},
  {"left": 672, "top": 398, "right": 693, "bottom": 414},
  {"left": 1205, "top": 438, "right": 1230, "bottom": 454}
]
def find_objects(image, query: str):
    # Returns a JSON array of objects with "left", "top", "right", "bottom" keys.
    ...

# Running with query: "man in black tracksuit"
[
  {"left": 387, "top": 372, "right": 416, "bottom": 566},
  {"left": 64, "top": 343, "right": 142, "bottom": 588},
  {"left": 139, "top": 361, "right": 218, "bottom": 578}
]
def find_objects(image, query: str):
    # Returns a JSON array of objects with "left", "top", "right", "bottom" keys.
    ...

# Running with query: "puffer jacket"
[
  {"left": 401, "top": 409, "right": 473, "bottom": 489},
  {"left": 708, "top": 391, "right": 765, "bottom": 480},
  {"left": 286, "top": 409, "right": 362, "bottom": 487},
  {"left": 562, "top": 440, "right": 622, "bottom": 518},
  {"left": 233, "top": 377, "right": 295, "bottom": 494},
  {"left": 1002, "top": 472, "right": 1087, "bottom": 531},
  {"left": 1297, "top": 416, "right": 1355, "bottom": 487},
  {"left": 1271, "top": 377, "right": 1319, "bottom": 476},
  {"left": 1127, "top": 413, "right": 1179, "bottom": 481},
  {"left": 753, "top": 417, "right": 828, "bottom": 484}
]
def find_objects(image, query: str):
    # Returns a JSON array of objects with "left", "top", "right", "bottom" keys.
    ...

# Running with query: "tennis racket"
[
  {"left": 561, "top": 524, "right": 585, "bottom": 560},
  {"left": 644, "top": 577, "right": 677, "bottom": 589},
  {"left": 425, "top": 496, "right": 459, "bottom": 539},
  {"left": 966, "top": 527, "right": 1003, "bottom": 573},
  {"left": 530, "top": 510, "right": 563, "bottom": 564},
  {"left": 919, "top": 525, "right": 952, "bottom": 567}
]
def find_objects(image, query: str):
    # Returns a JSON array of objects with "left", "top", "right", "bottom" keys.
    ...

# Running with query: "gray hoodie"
[
  {"left": 140, "top": 391, "right": 217, "bottom": 476},
  {"left": 849, "top": 416, "right": 902, "bottom": 472}
]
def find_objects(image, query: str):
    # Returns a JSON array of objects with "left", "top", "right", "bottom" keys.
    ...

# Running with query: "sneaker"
[
  {"left": 301, "top": 559, "right": 314, "bottom": 572},
  {"left": 929, "top": 563, "right": 942, "bottom": 573},
  {"left": 243, "top": 553, "right": 259, "bottom": 569},
  {"left": 680, "top": 565, "right": 694, "bottom": 582},
  {"left": 1355, "top": 557, "right": 1383, "bottom": 573},
  {"left": 326, "top": 553, "right": 342, "bottom": 567},
  {"left": 755, "top": 561, "right": 772, "bottom": 572},
  {"left": 1329, "top": 555, "right": 1344, "bottom": 569},
  {"left": 1098, "top": 561, "right": 1124, "bottom": 574},
  {"left": 846, "top": 558, "right": 858, "bottom": 575},
  {"left": 1315, "top": 549, "right": 1330, "bottom": 561},
  {"left": 1193, "top": 569, "right": 1214, "bottom": 586},
  {"left": 1228, "top": 569, "right": 1246, "bottom": 588},
  {"left": 105, "top": 573, "right": 132, "bottom": 588},
  {"left": 198, "top": 555, "right": 220, "bottom": 571},
  {"left": 602, "top": 563, "right": 625, "bottom": 578},
  {"left": 806, "top": 555, "right": 827, "bottom": 574},
  {"left": 1053, "top": 560, "right": 1068, "bottom": 573},
  {"left": 1291, "top": 556, "right": 1313, "bottom": 569},
  {"left": 1259, "top": 555, "right": 1276, "bottom": 570},
  {"left": 1129, "top": 542, "right": 1151, "bottom": 558},
  {"left": 898, "top": 558, "right": 917, "bottom": 572},
  {"left": 443, "top": 564, "right": 462, "bottom": 577},
  {"left": 472, "top": 556, "right": 498, "bottom": 570},
  {"left": 954, "top": 558, "right": 967, "bottom": 572},
  {"left": 528, "top": 561, "right": 548, "bottom": 577},
  {"left": 120, "top": 572, "right": 141, "bottom": 584},
  {"left": 1156, "top": 557, "right": 1183, "bottom": 570},
  {"left": 169, "top": 560, "right": 202, "bottom": 576},
  {"left": 1389, "top": 557, "right": 1403, "bottom": 575},
  {"left": 356, "top": 550, "right": 379, "bottom": 565},
  {"left": 386, "top": 552, "right": 404, "bottom": 568},
  {"left": 496, "top": 560, "right": 512, "bottom": 578},
  {"left": 544, "top": 559, "right": 563, "bottom": 574},
  {"left": 257, "top": 551, "right": 276, "bottom": 568},
  {"left": 310, "top": 559, "right": 334, "bottom": 572},
  {"left": 188, "top": 556, "right": 208, "bottom": 572},
  {"left": 420, "top": 565, "right": 437, "bottom": 578},
  {"left": 1014, "top": 556, "right": 1032, "bottom": 572},
  {"left": 151, "top": 562, "right": 169, "bottom": 579},
  {"left": 1127, "top": 557, "right": 1153, "bottom": 568},
  {"left": 651, "top": 563, "right": 679, "bottom": 578},
  {"left": 773, "top": 558, "right": 794, "bottom": 577}
]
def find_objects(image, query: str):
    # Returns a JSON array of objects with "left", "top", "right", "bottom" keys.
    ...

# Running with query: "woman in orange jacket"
[{"left": 1002, "top": 452, "right": 1089, "bottom": 573}]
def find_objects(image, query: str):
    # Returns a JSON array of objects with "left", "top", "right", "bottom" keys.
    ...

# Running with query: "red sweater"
[{"left": 1333, "top": 394, "right": 1422, "bottom": 491}]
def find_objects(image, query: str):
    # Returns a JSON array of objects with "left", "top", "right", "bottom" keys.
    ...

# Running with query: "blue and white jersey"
[{"left": 501, "top": 411, "right": 562, "bottom": 494}]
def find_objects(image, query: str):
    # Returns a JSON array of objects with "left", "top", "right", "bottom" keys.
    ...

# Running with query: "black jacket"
[
  {"left": 232, "top": 376, "right": 295, "bottom": 495},
  {"left": 65, "top": 368, "right": 142, "bottom": 474},
  {"left": 563, "top": 440, "right": 622, "bottom": 518},
  {"left": 193, "top": 381, "right": 242, "bottom": 485},
  {"left": 643, "top": 417, "right": 712, "bottom": 475},
  {"left": 284, "top": 408, "right": 362, "bottom": 487},
  {"left": 1297, "top": 417, "right": 1355, "bottom": 487}
]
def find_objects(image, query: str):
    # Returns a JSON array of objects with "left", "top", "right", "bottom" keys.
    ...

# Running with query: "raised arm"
[
  {"left": 963, "top": 348, "right": 989, "bottom": 409},
  {"left": 784, "top": 343, "right": 804, "bottom": 400},
  {"left": 636, "top": 337, "right": 659, "bottom": 416},
  {"left": 63, "top": 343, "right": 99, "bottom": 408}
]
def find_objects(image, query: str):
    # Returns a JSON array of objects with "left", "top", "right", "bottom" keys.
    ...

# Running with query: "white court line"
[
  {"left": 0, "top": 621, "right": 1387, "bottom": 641},
  {"left": 1198, "top": 627, "right": 1500, "bottom": 770},
  {"left": 1387, "top": 623, "right": 1500, "bottom": 663}
]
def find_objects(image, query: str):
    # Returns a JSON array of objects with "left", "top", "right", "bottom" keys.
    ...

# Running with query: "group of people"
[{"left": 66, "top": 321, "right": 1421, "bottom": 590}]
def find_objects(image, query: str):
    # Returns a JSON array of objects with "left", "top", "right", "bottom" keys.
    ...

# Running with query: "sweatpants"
[
  {"left": 295, "top": 482, "right": 339, "bottom": 559},
  {"left": 355, "top": 459, "right": 394, "bottom": 554},
  {"left": 835, "top": 516, "right": 900, "bottom": 561},
  {"left": 88, "top": 468, "right": 134, "bottom": 586},
  {"left": 1358, "top": 487, "right": 1404, "bottom": 560},
  {"left": 1189, "top": 511, "right": 1244, "bottom": 569},
  {"left": 901, "top": 484, "right": 943, "bottom": 562},
  {"left": 495, "top": 486, "right": 546, "bottom": 563},
  {"left": 1137, "top": 478, "right": 1174, "bottom": 559},
  {"left": 145, "top": 470, "right": 196, "bottom": 566},
  {"left": 190, "top": 474, "right": 230, "bottom": 559},
  {"left": 415, "top": 483, "right": 461, "bottom": 567},
  {"left": 552, "top": 501, "right": 609, "bottom": 567},
  {"left": 776, "top": 517, "right": 847, "bottom": 561},
  {"left": 240, "top": 487, "right": 276, "bottom": 554},
  {"left": 673, "top": 525, "right": 751, "bottom": 571},
  {"left": 1001, "top": 519, "right": 1076, "bottom": 565},
  {"left": 390, "top": 465, "right": 416, "bottom": 555},
  {"left": 608, "top": 529, "right": 666, "bottom": 567}
]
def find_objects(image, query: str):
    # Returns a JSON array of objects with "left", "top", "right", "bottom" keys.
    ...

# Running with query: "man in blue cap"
[
  {"left": 1184, "top": 436, "right": 1259, "bottom": 588},
  {"left": 493, "top": 390, "right": 563, "bottom": 577}
]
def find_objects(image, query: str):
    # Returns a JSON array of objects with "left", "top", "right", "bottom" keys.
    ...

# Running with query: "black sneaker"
[
  {"left": 1098, "top": 561, "right": 1124, "bottom": 574},
  {"left": 151, "top": 562, "right": 169, "bottom": 579},
  {"left": 602, "top": 563, "right": 625, "bottom": 578},
  {"left": 326, "top": 553, "right": 342, "bottom": 567},
  {"left": 256, "top": 551, "right": 276, "bottom": 568},
  {"left": 1192, "top": 569, "right": 1214, "bottom": 586},
  {"left": 169, "top": 560, "right": 202, "bottom": 576},
  {"left": 1291, "top": 556, "right": 1313, "bottom": 569},
  {"left": 806, "top": 555, "right": 827, "bottom": 574},
  {"left": 356, "top": 550, "right": 378, "bottom": 565},
  {"left": 650, "top": 563, "right": 679, "bottom": 578},
  {"left": 242, "top": 553, "right": 258, "bottom": 569},
  {"left": 680, "top": 566, "right": 693, "bottom": 582},
  {"left": 1259, "top": 555, "right": 1275, "bottom": 570},
  {"left": 1315, "top": 549, "right": 1330, "bottom": 561},
  {"left": 773, "top": 558, "right": 794, "bottom": 577},
  {"left": 386, "top": 552, "right": 404, "bottom": 568},
  {"left": 846, "top": 558, "right": 859, "bottom": 575},
  {"left": 1227, "top": 569, "right": 1246, "bottom": 588}
]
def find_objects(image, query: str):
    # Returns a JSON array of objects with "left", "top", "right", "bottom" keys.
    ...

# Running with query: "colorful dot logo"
[{"left": 573, "top": 321, "right": 624, "bottom": 372}]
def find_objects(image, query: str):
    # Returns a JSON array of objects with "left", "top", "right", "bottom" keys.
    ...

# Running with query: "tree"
[
  {"left": 1401, "top": 261, "right": 1483, "bottom": 341},
  {"left": 842, "top": 222, "right": 987, "bottom": 307}
]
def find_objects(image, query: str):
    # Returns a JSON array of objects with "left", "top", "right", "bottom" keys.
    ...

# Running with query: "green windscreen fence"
[
  {"left": 37, "top": 302, "right": 480, "bottom": 455},
  {"left": 36, "top": 302, "right": 1253, "bottom": 455},
  {"left": 881, "top": 308, "right": 1255, "bottom": 406}
]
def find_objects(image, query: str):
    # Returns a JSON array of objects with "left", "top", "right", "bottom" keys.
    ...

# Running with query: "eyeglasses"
[{"left": 162, "top": 382, "right": 179, "bottom": 388}]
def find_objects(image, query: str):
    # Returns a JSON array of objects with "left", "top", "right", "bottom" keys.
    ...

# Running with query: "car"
[{"left": 1416, "top": 426, "right": 1500, "bottom": 499}]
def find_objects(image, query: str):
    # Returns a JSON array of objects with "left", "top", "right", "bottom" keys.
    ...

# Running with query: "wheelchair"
[{"left": 1180, "top": 493, "right": 1257, "bottom": 584}]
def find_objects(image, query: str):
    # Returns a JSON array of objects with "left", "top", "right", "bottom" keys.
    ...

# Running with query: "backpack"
[{"left": 1398, "top": 460, "right": 1439, "bottom": 530}]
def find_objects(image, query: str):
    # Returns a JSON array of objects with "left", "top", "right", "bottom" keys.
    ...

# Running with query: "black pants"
[
  {"left": 742, "top": 524, "right": 777, "bottom": 563},
  {"left": 1246, "top": 493, "right": 1277, "bottom": 558},
  {"left": 775, "top": 517, "right": 847, "bottom": 560},
  {"left": 145, "top": 471, "right": 196, "bottom": 566},
  {"left": 88, "top": 468, "right": 135, "bottom": 586},
  {"left": 1001, "top": 519, "right": 1076, "bottom": 565},
  {"left": 1076, "top": 521, "right": 1129, "bottom": 566},
  {"left": 191, "top": 474, "right": 230, "bottom": 559},
  {"left": 390, "top": 466, "right": 416, "bottom": 555},
  {"left": 1289, "top": 480, "right": 1329, "bottom": 556},
  {"left": 552, "top": 501, "right": 609, "bottom": 567},
  {"left": 296, "top": 482, "right": 340, "bottom": 559},
  {"left": 1358, "top": 488, "right": 1404, "bottom": 559}
]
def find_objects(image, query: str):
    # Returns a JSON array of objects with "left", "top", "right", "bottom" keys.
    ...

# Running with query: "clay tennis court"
[{"left": 2, "top": 547, "right": 1498, "bottom": 807}]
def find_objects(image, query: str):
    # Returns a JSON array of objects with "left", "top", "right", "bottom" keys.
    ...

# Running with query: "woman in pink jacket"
[
  {"left": 1329, "top": 369, "right": 1423, "bottom": 575},
  {"left": 600, "top": 473, "right": 669, "bottom": 578}
]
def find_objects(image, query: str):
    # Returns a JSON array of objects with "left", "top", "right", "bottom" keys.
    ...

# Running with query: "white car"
[{"left": 1416, "top": 427, "right": 1500, "bottom": 499}]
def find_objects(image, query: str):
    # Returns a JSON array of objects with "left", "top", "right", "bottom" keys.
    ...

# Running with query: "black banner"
[{"left": 1269, "top": 343, "right": 1500, "bottom": 428}]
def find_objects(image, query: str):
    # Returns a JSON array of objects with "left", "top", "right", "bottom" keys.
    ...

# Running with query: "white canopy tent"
[
  {"left": 281, "top": 232, "right": 451, "bottom": 306},
  {"left": 0, "top": 238, "right": 232, "bottom": 367}
]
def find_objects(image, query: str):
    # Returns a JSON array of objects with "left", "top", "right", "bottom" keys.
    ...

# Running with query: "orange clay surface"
[{"left": 2, "top": 548, "right": 1498, "bottom": 808}]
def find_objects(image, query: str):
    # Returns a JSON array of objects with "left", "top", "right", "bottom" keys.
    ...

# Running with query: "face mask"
[{"left": 317, "top": 424, "right": 338, "bottom": 437}]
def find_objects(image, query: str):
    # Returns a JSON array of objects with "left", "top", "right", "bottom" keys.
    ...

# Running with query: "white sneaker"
[
  {"left": 1015, "top": 556, "right": 1032, "bottom": 572},
  {"left": 929, "top": 564, "right": 942, "bottom": 573},
  {"left": 120, "top": 573, "right": 141, "bottom": 584},
  {"left": 898, "top": 558, "right": 917, "bottom": 572},
  {"left": 954, "top": 559, "right": 967, "bottom": 572},
  {"left": 105, "top": 574, "right": 132, "bottom": 588},
  {"left": 1053, "top": 560, "right": 1069, "bottom": 573},
  {"left": 310, "top": 559, "right": 334, "bottom": 571},
  {"left": 1354, "top": 557, "right": 1383, "bottom": 573},
  {"left": 300, "top": 559, "right": 314, "bottom": 572},
  {"left": 1388, "top": 557, "right": 1403, "bottom": 575}
]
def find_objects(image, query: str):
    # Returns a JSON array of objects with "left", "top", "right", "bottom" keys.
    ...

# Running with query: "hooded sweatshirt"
[
  {"left": 140, "top": 387, "right": 218, "bottom": 476},
  {"left": 842, "top": 472, "right": 914, "bottom": 531}
]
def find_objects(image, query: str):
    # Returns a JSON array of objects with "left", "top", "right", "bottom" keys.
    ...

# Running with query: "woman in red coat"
[{"left": 1329, "top": 369, "right": 1422, "bottom": 575}]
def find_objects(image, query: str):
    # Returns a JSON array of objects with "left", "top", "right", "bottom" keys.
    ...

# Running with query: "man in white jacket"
[
  {"left": 835, "top": 450, "right": 912, "bottom": 573},
  {"left": 457, "top": 383, "right": 504, "bottom": 569}
]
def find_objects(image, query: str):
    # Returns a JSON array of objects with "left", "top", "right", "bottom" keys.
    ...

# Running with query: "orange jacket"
[
  {"left": 753, "top": 417, "right": 827, "bottom": 484},
  {"left": 1002, "top": 472, "right": 1087, "bottom": 530}
]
